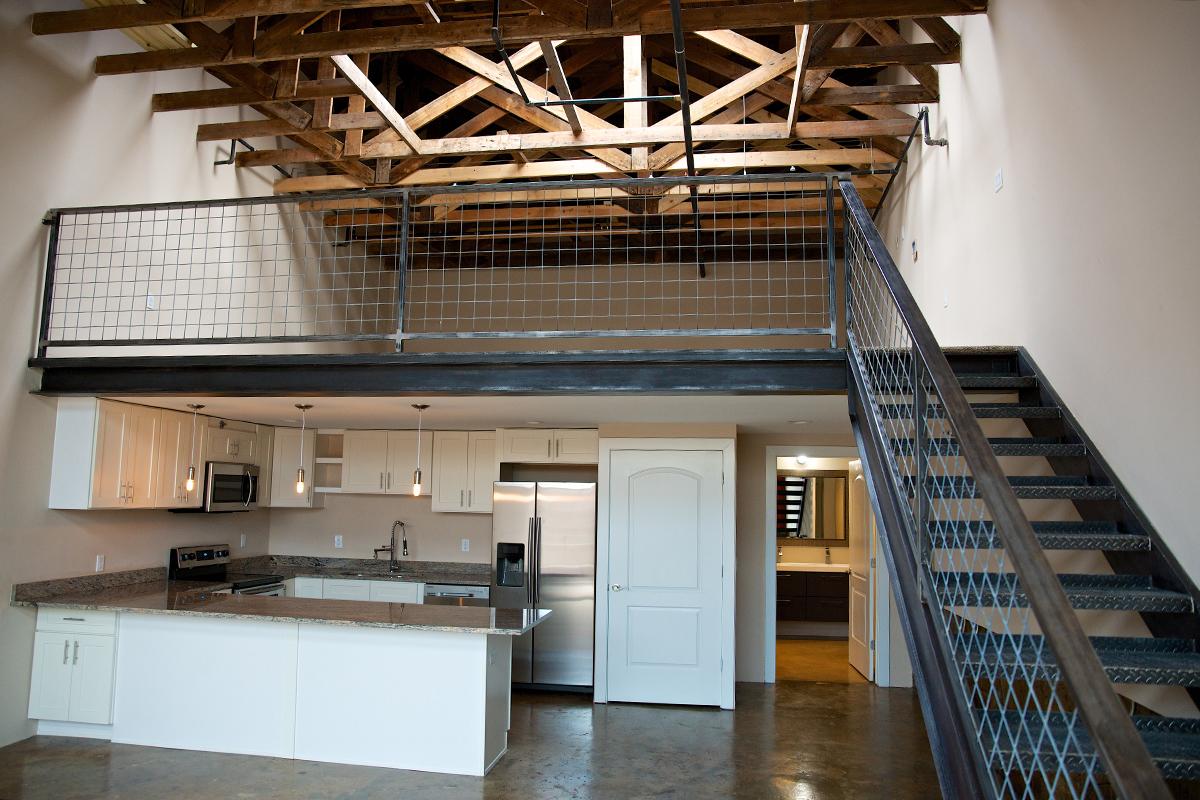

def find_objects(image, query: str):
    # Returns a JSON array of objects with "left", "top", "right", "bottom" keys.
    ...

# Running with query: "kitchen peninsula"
[{"left": 15, "top": 578, "right": 549, "bottom": 776}]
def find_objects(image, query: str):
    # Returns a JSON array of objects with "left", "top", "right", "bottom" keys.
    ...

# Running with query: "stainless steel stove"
[{"left": 169, "top": 545, "right": 285, "bottom": 595}]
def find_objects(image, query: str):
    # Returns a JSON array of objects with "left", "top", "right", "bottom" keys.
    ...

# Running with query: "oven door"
[
  {"left": 205, "top": 463, "right": 259, "bottom": 512},
  {"left": 235, "top": 583, "right": 285, "bottom": 597}
]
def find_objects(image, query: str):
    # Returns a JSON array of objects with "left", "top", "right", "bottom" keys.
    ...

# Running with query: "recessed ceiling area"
[{"left": 109, "top": 394, "right": 851, "bottom": 437}]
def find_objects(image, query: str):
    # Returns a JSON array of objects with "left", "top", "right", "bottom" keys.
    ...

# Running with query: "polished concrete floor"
[
  {"left": 776, "top": 638, "right": 869, "bottom": 684},
  {"left": 0, "top": 684, "right": 939, "bottom": 800}
]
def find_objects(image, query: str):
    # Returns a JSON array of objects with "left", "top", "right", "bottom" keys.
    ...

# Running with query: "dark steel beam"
[{"left": 29, "top": 349, "right": 847, "bottom": 396}]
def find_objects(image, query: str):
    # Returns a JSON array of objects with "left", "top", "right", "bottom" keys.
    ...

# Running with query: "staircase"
[{"left": 839, "top": 180, "right": 1200, "bottom": 799}]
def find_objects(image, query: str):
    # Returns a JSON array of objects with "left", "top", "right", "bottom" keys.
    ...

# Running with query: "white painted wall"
[
  {"left": 0, "top": 4, "right": 279, "bottom": 748},
  {"left": 878, "top": 1, "right": 1200, "bottom": 579}
]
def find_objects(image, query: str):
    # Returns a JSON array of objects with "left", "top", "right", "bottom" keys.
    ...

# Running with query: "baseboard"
[{"left": 36, "top": 720, "right": 113, "bottom": 740}]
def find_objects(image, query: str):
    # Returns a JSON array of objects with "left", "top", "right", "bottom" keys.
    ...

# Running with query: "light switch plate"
[
  {"left": 994, "top": 167, "right": 1004, "bottom": 193},
  {"left": 239, "top": 533, "right": 247, "bottom": 548},
  {"left": 334, "top": 535, "right": 344, "bottom": 549},
  {"left": 95, "top": 554, "right": 105, "bottom": 572},
  {"left": 461, "top": 538, "right": 470, "bottom": 553}
]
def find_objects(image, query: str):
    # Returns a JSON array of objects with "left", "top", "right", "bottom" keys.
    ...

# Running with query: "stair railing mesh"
[{"left": 840, "top": 181, "right": 1169, "bottom": 799}]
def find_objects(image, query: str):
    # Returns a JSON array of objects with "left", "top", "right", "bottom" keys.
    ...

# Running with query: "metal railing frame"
[
  {"left": 34, "top": 171, "right": 871, "bottom": 357},
  {"left": 839, "top": 179, "right": 1171, "bottom": 800}
]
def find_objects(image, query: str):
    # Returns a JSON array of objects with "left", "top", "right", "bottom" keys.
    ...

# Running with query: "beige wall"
[
  {"left": 268, "top": 493, "right": 492, "bottom": 564},
  {"left": 878, "top": 1, "right": 1200, "bottom": 580},
  {"left": 0, "top": 3, "right": 280, "bottom": 748}
]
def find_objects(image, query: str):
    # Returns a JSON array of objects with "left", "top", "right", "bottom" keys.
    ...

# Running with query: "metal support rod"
[
  {"left": 825, "top": 176, "right": 837, "bottom": 347},
  {"left": 911, "top": 349, "right": 930, "bottom": 602},
  {"left": 37, "top": 210, "right": 61, "bottom": 359},
  {"left": 395, "top": 190, "right": 410, "bottom": 353},
  {"left": 530, "top": 94, "right": 680, "bottom": 107},
  {"left": 214, "top": 138, "right": 291, "bottom": 179},
  {"left": 872, "top": 107, "right": 946, "bottom": 222},
  {"left": 668, "top": 0, "right": 705, "bottom": 278}
]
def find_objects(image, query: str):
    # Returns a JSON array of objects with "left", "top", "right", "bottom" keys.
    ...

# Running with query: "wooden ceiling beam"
[
  {"left": 330, "top": 53, "right": 422, "bottom": 154},
  {"left": 855, "top": 19, "right": 943, "bottom": 93},
  {"left": 914, "top": 16, "right": 960, "bottom": 53},
  {"left": 810, "top": 42, "right": 957, "bottom": 69},
  {"left": 88, "top": 0, "right": 987, "bottom": 74},
  {"left": 785, "top": 24, "right": 813, "bottom": 129},
  {"left": 538, "top": 40, "right": 583, "bottom": 133}
]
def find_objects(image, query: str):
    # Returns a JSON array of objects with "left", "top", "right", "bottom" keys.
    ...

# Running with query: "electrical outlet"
[
  {"left": 334, "top": 535, "right": 344, "bottom": 549},
  {"left": 239, "top": 533, "right": 247, "bottom": 548},
  {"left": 943, "top": 288, "right": 950, "bottom": 309},
  {"left": 461, "top": 538, "right": 470, "bottom": 553},
  {"left": 95, "top": 554, "right": 105, "bottom": 572},
  {"left": 911, "top": 239, "right": 919, "bottom": 262},
  {"left": 145, "top": 293, "right": 157, "bottom": 310},
  {"left": 993, "top": 167, "right": 1004, "bottom": 193}
]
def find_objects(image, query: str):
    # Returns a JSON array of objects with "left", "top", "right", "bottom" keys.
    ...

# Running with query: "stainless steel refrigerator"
[{"left": 491, "top": 482, "right": 596, "bottom": 688}]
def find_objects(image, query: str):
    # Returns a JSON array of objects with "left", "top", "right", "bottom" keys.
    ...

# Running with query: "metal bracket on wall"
[{"left": 214, "top": 138, "right": 291, "bottom": 179}]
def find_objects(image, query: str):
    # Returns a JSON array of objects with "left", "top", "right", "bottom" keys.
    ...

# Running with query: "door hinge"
[
  {"left": 870, "top": 640, "right": 876, "bottom": 651},
  {"left": 870, "top": 557, "right": 876, "bottom": 569}
]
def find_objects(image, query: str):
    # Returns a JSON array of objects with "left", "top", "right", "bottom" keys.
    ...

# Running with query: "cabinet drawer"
[
  {"left": 775, "top": 572, "right": 807, "bottom": 598},
  {"left": 289, "top": 577, "right": 324, "bottom": 599},
  {"left": 37, "top": 608, "right": 117, "bottom": 635},
  {"left": 775, "top": 597, "right": 806, "bottom": 621},
  {"left": 368, "top": 581, "right": 423, "bottom": 604},
  {"left": 807, "top": 573, "right": 849, "bottom": 598},
  {"left": 323, "top": 579, "right": 371, "bottom": 601},
  {"left": 805, "top": 596, "right": 849, "bottom": 622}
]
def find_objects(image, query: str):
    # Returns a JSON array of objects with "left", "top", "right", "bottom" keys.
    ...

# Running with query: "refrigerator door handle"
[
  {"left": 534, "top": 516, "right": 543, "bottom": 604},
  {"left": 526, "top": 517, "right": 535, "bottom": 606}
]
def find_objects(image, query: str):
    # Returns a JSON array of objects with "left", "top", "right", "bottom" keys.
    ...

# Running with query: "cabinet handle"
[
  {"left": 546, "top": 440, "right": 551, "bottom": 458},
  {"left": 380, "top": 472, "right": 384, "bottom": 490},
  {"left": 63, "top": 617, "right": 85, "bottom": 622},
  {"left": 556, "top": 438, "right": 560, "bottom": 458},
  {"left": 468, "top": 489, "right": 473, "bottom": 506},
  {"left": 459, "top": 489, "right": 464, "bottom": 507},
  {"left": 63, "top": 640, "right": 69, "bottom": 664},
  {"left": 387, "top": 472, "right": 392, "bottom": 489},
  {"left": 72, "top": 640, "right": 79, "bottom": 665}
]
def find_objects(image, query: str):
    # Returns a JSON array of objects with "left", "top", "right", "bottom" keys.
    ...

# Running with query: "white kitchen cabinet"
[
  {"left": 432, "top": 431, "right": 495, "bottom": 513},
  {"left": 50, "top": 398, "right": 161, "bottom": 510},
  {"left": 206, "top": 421, "right": 257, "bottom": 465},
  {"left": 154, "top": 409, "right": 205, "bottom": 509},
  {"left": 270, "top": 427, "right": 320, "bottom": 508},
  {"left": 368, "top": 581, "right": 424, "bottom": 604},
  {"left": 342, "top": 430, "right": 433, "bottom": 495},
  {"left": 287, "top": 577, "right": 324, "bottom": 599},
  {"left": 323, "top": 579, "right": 371, "bottom": 601},
  {"left": 496, "top": 428, "right": 598, "bottom": 465},
  {"left": 256, "top": 426, "right": 274, "bottom": 507},
  {"left": 28, "top": 611, "right": 117, "bottom": 725}
]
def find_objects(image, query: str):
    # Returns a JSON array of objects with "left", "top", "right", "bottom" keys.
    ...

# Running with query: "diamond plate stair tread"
[
  {"left": 980, "top": 712, "right": 1200, "bottom": 780},
  {"left": 928, "top": 520, "right": 1150, "bottom": 552},
  {"left": 909, "top": 475, "right": 1121, "bottom": 500},
  {"left": 958, "top": 634, "right": 1200, "bottom": 685},
  {"left": 893, "top": 436, "right": 1087, "bottom": 458},
  {"left": 932, "top": 572, "right": 1193, "bottom": 613},
  {"left": 879, "top": 402, "right": 1061, "bottom": 419}
]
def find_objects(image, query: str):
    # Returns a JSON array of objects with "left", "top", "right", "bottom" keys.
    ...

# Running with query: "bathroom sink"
[{"left": 777, "top": 562, "right": 851, "bottom": 574}]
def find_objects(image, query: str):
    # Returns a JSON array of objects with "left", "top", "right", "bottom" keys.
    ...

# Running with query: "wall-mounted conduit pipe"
[
  {"left": 214, "top": 138, "right": 291, "bottom": 179},
  {"left": 872, "top": 107, "right": 946, "bottom": 221},
  {"left": 668, "top": 0, "right": 705, "bottom": 277}
]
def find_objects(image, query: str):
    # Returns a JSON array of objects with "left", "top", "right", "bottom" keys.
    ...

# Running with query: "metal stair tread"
[
  {"left": 878, "top": 402, "right": 1061, "bottom": 419},
  {"left": 958, "top": 634, "right": 1200, "bottom": 685},
  {"left": 931, "top": 572, "right": 1193, "bottom": 613},
  {"left": 892, "top": 436, "right": 1087, "bottom": 458},
  {"left": 928, "top": 520, "right": 1150, "bottom": 552},
  {"left": 907, "top": 475, "right": 1121, "bottom": 500}
]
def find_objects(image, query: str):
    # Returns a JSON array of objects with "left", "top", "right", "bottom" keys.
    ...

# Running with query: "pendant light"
[
  {"left": 411, "top": 404, "right": 429, "bottom": 496},
  {"left": 295, "top": 403, "right": 313, "bottom": 494},
  {"left": 184, "top": 403, "right": 206, "bottom": 493}
]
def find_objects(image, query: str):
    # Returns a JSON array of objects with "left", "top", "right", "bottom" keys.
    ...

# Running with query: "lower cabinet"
[
  {"left": 776, "top": 571, "right": 849, "bottom": 623},
  {"left": 28, "top": 610, "right": 117, "bottom": 725},
  {"left": 285, "top": 577, "right": 424, "bottom": 603}
]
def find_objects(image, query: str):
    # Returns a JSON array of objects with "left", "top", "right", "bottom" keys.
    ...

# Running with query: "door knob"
[{"left": 610, "top": 584, "right": 623, "bottom": 592}]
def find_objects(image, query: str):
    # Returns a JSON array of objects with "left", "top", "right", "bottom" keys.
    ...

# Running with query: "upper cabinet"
[
  {"left": 431, "top": 431, "right": 495, "bottom": 513},
  {"left": 154, "top": 409, "right": 205, "bottom": 509},
  {"left": 497, "top": 428, "right": 598, "bottom": 465},
  {"left": 206, "top": 420, "right": 257, "bottom": 465},
  {"left": 50, "top": 398, "right": 161, "bottom": 510},
  {"left": 270, "top": 427, "right": 320, "bottom": 508},
  {"left": 342, "top": 430, "right": 433, "bottom": 495},
  {"left": 256, "top": 425, "right": 275, "bottom": 507}
]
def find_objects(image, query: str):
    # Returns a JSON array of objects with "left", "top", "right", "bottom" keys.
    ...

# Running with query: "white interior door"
[
  {"left": 847, "top": 460, "right": 874, "bottom": 680},
  {"left": 606, "top": 449, "right": 724, "bottom": 706}
]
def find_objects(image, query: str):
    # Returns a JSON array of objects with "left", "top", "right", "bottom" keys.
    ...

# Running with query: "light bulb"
[
  {"left": 795, "top": 454, "right": 809, "bottom": 466},
  {"left": 184, "top": 465, "right": 196, "bottom": 493},
  {"left": 295, "top": 466, "right": 306, "bottom": 494},
  {"left": 411, "top": 467, "right": 423, "bottom": 497}
]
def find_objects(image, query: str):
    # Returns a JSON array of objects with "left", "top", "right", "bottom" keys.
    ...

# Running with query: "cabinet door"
[
  {"left": 553, "top": 429, "right": 598, "bottom": 464},
  {"left": 289, "top": 577, "right": 323, "bottom": 599},
  {"left": 91, "top": 401, "right": 131, "bottom": 509},
  {"left": 385, "top": 430, "right": 433, "bottom": 496},
  {"left": 270, "top": 428, "right": 317, "bottom": 508},
  {"left": 124, "top": 405, "right": 160, "bottom": 508},
  {"left": 28, "top": 632, "right": 74, "bottom": 721},
  {"left": 323, "top": 579, "right": 371, "bottom": 601},
  {"left": 208, "top": 425, "right": 256, "bottom": 465},
  {"left": 256, "top": 426, "right": 273, "bottom": 507},
  {"left": 154, "top": 410, "right": 192, "bottom": 508},
  {"left": 68, "top": 634, "right": 116, "bottom": 724},
  {"left": 431, "top": 431, "right": 470, "bottom": 512},
  {"left": 368, "top": 581, "right": 422, "bottom": 604},
  {"left": 466, "top": 432, "right": 496, "bottom": 512},
  {"left": 498, "top": 428, "right": 554, "bottom": 463},
  {"left": 342, "top": 430, "right": 390, "bottom": 494}
]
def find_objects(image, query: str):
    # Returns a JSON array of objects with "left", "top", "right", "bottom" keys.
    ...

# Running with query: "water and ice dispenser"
[{"left": 495, "top": 542, "right": 525, "bottom": 587}]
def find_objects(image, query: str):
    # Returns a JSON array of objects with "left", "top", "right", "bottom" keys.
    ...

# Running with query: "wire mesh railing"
[
  {"left": 36, "top": 173, "right": 839, "bottom": 355},
  {"left": 841, "top": 181, "right": 1170, "bottom": 799}
]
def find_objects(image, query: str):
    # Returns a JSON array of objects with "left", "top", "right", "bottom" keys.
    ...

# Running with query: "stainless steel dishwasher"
[{"left": 423, "top": 584, "right": 490, "bottom": 607}]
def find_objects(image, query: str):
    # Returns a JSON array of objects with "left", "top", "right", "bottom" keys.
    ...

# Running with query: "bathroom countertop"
[{"left": 777, "top": 563, "right": 851, "bottom": 574}]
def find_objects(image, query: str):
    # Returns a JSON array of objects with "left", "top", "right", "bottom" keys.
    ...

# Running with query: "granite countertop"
[
  {"left": 251, "top": 557, "right": 491, "bottom": 587},
  {"left": 777, "top": 563, "right": 852, "bottom": 574},
  {"left": 15, "top": 580, "right": 549, "bottom": 636},
  {"left": 284, "top": 567, "right": 491, "bottom": 586}
]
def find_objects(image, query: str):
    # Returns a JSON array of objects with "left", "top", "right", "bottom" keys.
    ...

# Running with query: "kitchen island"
[{"left": 17, "top": 581, "right": 549, "bottom": 776}]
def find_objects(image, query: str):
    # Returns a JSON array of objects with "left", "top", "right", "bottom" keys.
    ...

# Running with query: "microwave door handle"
[{"left": 243, "top": 470, "right": 253, "bottom": 508}]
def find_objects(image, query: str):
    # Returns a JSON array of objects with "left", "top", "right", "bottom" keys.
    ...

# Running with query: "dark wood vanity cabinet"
[{"left": 776, "top": 571, "right": 849, "bottom": 622}]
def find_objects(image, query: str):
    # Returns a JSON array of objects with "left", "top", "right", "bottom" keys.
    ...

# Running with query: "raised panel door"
[
  {"left": 499, "top": 429, "right": 554, "bottom": 463},
  {"left": 124, "top": 405, "right": 161, "bottom": 508},
  {"left": 68, "top": 634, "right": 116, "bottom": 724},
  {"left": 271, "top": 428, "right": 316, "bottom": 508},
  {"left": 343, "top": 430, "right": 390, "bottom": 493},
  {"left": 431, "top": 431, "right": 469, "bottom": 512},
  {"left": 553, "top": 430, "right": 598, "bottom": 464},
  {"left": 91, "top": 401, "right": 130, "bottom": 509},
  {"left": 466, "top": 432, "right": 496, "bottom": 512},
  {"left": 386, "top": 430, "right": 433, "bottom": 496},
  {"left": 154, "top": 410, "right": 192, "bottom": 508},
  {"left": 27, "top": 632, "right": 73, "bottom": 721}
]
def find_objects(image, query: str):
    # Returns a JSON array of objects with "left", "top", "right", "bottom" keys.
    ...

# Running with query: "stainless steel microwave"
[{"left": 203, "top": 461, "right": 259, "bottom": 512}]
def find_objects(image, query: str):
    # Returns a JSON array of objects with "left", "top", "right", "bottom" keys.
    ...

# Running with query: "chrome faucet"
[
  {"left": 824, "top": 546, "right": 831, "bottom": 565},
  {"left": 375, "top": 521, "right": 409, "bottom": 572},
  {"left": 777, "top": 546, "right": 784, "bottom": 564}
]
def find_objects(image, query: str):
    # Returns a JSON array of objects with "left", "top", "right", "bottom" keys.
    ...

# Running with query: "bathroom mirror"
[{"left": 776, "top": 470, "right": 849, "bottom": 546}]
